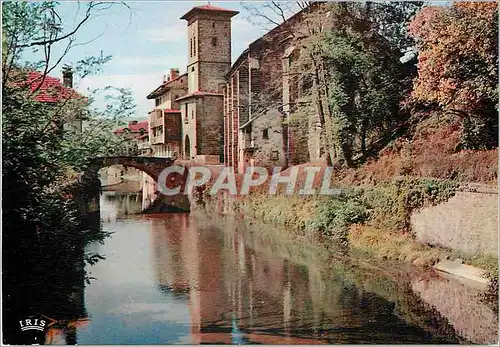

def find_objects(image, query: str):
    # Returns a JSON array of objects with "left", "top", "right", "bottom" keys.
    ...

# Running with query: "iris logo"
[
  {"left": 19, "top": 318, "right": 46, "bottom": 332},
  {"left": 18, "top": 315, "right": 55, "bottom": 334}
]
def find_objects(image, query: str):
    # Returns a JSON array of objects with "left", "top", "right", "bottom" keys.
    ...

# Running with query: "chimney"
[
  {"left": 163, "top": 74, "right": 168, "bottom": 84},
  {"left": 62, "top": 65, "right": 73, "bottom": 88},
  {"left": 169, "top": 68, "right": 179, "bottom": 81}
]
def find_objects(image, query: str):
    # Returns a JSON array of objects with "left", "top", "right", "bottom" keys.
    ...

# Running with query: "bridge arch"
[
  {"left": 85, "top": 156, "right": 191, "bottom": 212},
  {"left": 87, "top": 156, "right": 175, "bottom": 182}
]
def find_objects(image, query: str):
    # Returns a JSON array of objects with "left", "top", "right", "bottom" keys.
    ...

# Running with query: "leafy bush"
[{"left": 308, "top": 193, "right": 369, "bottom": 243}]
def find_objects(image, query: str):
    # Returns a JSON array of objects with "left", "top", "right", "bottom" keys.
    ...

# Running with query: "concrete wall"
[{"left": 411, "top": 189, "right": 498, "bottom": 257}]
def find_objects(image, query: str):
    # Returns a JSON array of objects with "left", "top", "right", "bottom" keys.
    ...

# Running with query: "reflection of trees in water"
[
  {"left": 2, "top": 210, "right": 109, "bottom": 345},
  {"left": 188, "top": 216, "right": 463, "bottom": 344}
]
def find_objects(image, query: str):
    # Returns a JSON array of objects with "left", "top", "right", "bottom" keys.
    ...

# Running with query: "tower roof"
[{"left": 181, "top": 4, "right": 239, "bottom": 21}]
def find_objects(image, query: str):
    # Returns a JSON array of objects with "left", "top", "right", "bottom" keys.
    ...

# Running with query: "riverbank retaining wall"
[{"left": 410, "top": 186, "right": 498, "bottom": 257}]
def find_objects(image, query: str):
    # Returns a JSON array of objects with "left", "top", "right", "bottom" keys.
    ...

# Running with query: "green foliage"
[
  {"left": 352, "top": 178, "right": 458, "bottom": 232},
  {"left": 308, "top": 193, "right": 369, "bottom": 243},
  {"left": 325, "top": 17, "right": 414, "bottom": 164},
  {"left": 241, "top": 177, "right": 457, "bottom": 247},
  {"left": 2, "top": 1, "right": 133, "bottom": 264},
  {"left": 292, "top": 2, "right": 420, "bottom": 166}
]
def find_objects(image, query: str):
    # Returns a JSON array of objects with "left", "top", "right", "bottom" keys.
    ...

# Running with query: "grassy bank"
[{"left": 238, "top": 177, "right": 497, "bottom": 273}]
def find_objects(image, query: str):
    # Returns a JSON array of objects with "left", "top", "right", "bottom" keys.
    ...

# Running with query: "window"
[
  {"left": 193, "top": 36, "right": 197, "bottom": 55},
  {"left": 191, "top": 110, "right": 195, "bottom": 119},
  {"left": 212, "top": 21, "right": 215, "bottom": 29},
  {"left": 191, "top": 66, "right": 195, "bottom": 72},
  {"left": 263, "top": 128, "right": 269, "bottom": 140},
  {"left": 190, "top": 38, "right": 193, "bottom": 56},
  {"left": 155, "top": 98, "right": 160, "bottom": 106},
  {"left": 211, "top": 37, "right": 217, "bottom": 47}
]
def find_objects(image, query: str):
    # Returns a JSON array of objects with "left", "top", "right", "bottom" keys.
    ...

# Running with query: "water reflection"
[
  {"left": 4, "top": 191, "right": 497, "bottom": 345},
  {"left": 70, "top": 192, "right": 492, "bottom": 344}
]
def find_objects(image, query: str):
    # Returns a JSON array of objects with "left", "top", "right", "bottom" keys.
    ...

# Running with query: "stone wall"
[
  {"left": 196, "top": 95, "right": 224, "bottom": 158},
  {"left": 411, "top": 188, "right": 498, "bottom": 257},
  {"left": 246, "top": 108, "right": 287, "bottom": 169},
  {"left": 198, "top": 62, "right": 231, "bottom": 93}
]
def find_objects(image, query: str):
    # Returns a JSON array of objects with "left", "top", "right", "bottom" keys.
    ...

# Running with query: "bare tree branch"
[{"left": 16, "top": 3, "right": 94, "bottom": 49}]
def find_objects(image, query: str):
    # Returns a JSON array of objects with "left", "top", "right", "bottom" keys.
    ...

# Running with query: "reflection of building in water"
[
  {"left": 148, "top": 213, "right": 463, "bottom": 344},
  {"left": 150, "top": 215, "right": 189, "bottom": 292},
  {"left": 101, "top": 192, "right": 143, "bottom": 221}
]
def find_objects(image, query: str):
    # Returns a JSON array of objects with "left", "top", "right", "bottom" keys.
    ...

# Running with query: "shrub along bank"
[{"left": 238, "top": 177, "right": 497, "bottom": 274}]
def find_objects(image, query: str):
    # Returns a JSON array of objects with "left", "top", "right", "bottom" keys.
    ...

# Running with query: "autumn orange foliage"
[{"left": 408, "top": 2, "right": 498, "bottom": 115}]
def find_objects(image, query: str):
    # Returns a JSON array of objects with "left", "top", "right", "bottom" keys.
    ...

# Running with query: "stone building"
[
  {"left": 146, "top": 68, "right": 187, "bottom": 158},
  {"left": 140, "top": 3, "right": 322, "bottom": 183},
  {"left": 223, "top": 5, "right": 322, "bottom": 173},
  {"left": 106, "top": 120, "right": 149, "bottom": 187},
  {"left": 142, "top": 68, "right": 187, "bottom": 209},
  {"left": 113, "top": 119, "right": 149, "bottom": 155},
  {"left": 177, "top": 4, "right": 239, "bottom": 164}
]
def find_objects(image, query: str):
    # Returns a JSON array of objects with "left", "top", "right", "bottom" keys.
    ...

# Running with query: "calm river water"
[{"left": 4, "top": 190, "right": 497, "bottom": 344}]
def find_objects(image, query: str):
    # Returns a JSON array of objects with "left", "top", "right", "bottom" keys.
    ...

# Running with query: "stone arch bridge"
[
  {"left": 87, "top": 156, "right": 175, "bottom": 182},
  {"left": 85, "top": 156, "right": 191, "bottom": 212}
]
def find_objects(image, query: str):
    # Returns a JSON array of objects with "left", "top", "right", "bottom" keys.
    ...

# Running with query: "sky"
[
  {"left": 27, "top": 1, "right": 285, "bottom": 119},
  {"left": 23, "top": 1, "right": 448, "bottom": 119}
]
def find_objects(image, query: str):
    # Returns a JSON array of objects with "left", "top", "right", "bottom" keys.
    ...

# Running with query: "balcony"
[{"left": 149, "top": 109, "right": 163, "bottom": 127}]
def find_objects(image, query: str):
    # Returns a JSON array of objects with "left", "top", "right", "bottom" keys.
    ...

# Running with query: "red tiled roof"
[
  {"left": 24, "top": 71, "right": 81, "bottom": 103},
  {"left": 195, "top": 4, "right": 238, "bottom": 12},
  {"left": 181, "top": 4, "right": 238, "bottom": 20},
  {"left": 114, "top": 120, "right": 149, "bottom": 134}
]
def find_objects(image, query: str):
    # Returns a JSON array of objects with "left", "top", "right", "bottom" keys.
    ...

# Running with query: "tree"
[
  {"left": 408, "top": 2, "right": 498, "bottom": 149},
  {"left": 242, "top": 1, "right": 422, "bottom": 166},
  {"left": 2, "top": 1, "right": 134, "bottom": 243},
  {"left": 289, "top": 2, "right": 421, "bottom": 166}
]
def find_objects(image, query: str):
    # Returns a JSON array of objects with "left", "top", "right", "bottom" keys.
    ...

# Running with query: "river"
[{"left": 3, "top": 191, "right": 498, "bottom": 344}]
